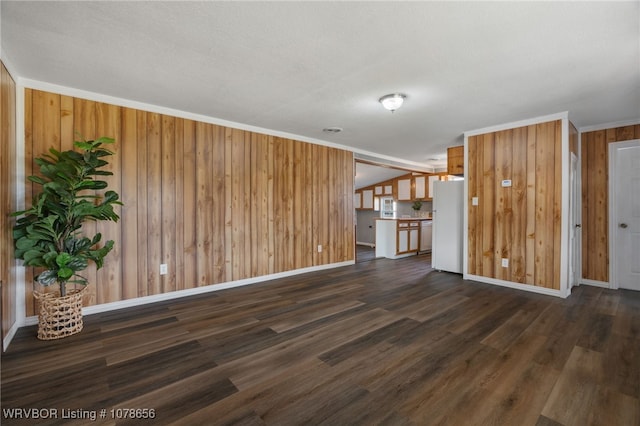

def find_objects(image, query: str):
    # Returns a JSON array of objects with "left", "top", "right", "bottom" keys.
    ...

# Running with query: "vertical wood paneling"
[
  {"left": 195, "top": 121, "right": 211, "bottom": 286},
  {"left": 212, "top": 124, "right": 227, "bottom": 283},
  {"left": 552, "top": 122, "right": 562, "bottom": 290},
  {"left": 21, "top": 89, "right": 354, "bottom": 310},
  {"left": 60, "top": 96, "right": 74, "bottom": 151},
  {"left": 23, "top": 90, "right": 35, "bottom": 316},
  {"left": 121, "top": 107, "right": 139, "bottom": 299},
  {"left": 481, "top": 133, "right": 495, "bottom": 277},
  {"left": 135, "top": 112, "right": 149, "bottom": 297},
  {"left": 229, "top": 127, "right": 250, "bottom": 280},
  {"left": 73, "top": 98, "right": 98, "bottom": 307},
  {"left": 250, "top": 132, "right": 272, "bottom": 277},
  {"left": 511, "top": 126, "right": 527, "bottom": 283},
  {"left": 273, "top": 137, "right": 295, "bottom": 273},
  {"left": 96, "top": 102, "right": 122, "bottom": 303},
  {"left": 146, "top": 112, "right": 162, "bottom": 296},
  {"left": 581, "top": 123, "right": 640, "bottom": 282},
  {"left": 467, "top": 120, "right": 563, "bottom": 290},
  {"left": 343, "top": 150, "right": 355, "bottom": 261},
  {"left": 181, "top": 119, "right": 197, "bottom": 289},
  {"left": 535, "top": 122, "right": 555, "bottom": 288},
  {"left": 161, "top": 115, "right": 176, "bottom": 293},
  {"left": 525, "top": 125, "right": 537, "bottom": 284},
  {"left": 467, "top": 135, "right": 478, "bottom": 274},
  {"left": 173, "top": 118, "right": 185, "bottom": 291}
]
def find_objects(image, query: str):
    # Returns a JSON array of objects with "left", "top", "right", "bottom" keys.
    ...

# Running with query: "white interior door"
[
  {"left": 569, "top": 153, "right": 580, "bottom": 288},
  {"left": 610, "top": 140, "right": 640, "bottom": 291}
]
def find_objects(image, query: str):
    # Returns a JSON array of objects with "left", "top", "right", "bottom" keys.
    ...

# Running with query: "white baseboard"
[
  {"left": 19, "top": 260, "right": 355, "bottom": 330},
  {"left": 356, "top": 241, "right": 375, "bottom": 247},
  {"left": 2, "top": 322, "right": 21, "bottom": 351},
  {"left": 580, "top": 279, "right": 610, "bottom": 289},
  {"left": 463, "top": 274, "right": 567, "bottom": 298}
]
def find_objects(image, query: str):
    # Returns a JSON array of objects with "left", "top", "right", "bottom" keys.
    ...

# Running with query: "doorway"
[{"left": 609, "top": 139, "right": 640, "bottom": 291}]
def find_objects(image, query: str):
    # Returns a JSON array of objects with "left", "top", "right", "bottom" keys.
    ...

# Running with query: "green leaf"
[
  {"left": 94, "top": 136, "right": 115, "bottom": 145},
  {"left": 57, "top": 267, "right": 74, "bottom": 281},
  {"left": 23, "top": 249, "right": 45, "bottom": 264},
  {"left": 67, "top": 257, "right": 88, "bottom": 272},
  {"left": 16, "top": 237, "right": 36, "bottom": 250},
  {"left": 36, "top": 270, "right": 58, "bottom": 286},
  {"left": 55, "top": 252, "right": 72, "bottom": 267},
  {"left": 74, "top": 141, "right": 94, "bottom": 151}
]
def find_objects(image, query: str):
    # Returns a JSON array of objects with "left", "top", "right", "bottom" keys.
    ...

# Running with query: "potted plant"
[
  {"left": 411, "top": 200, "right": 423, "bottom": 216},
  {"left": 12, "top": 137, "right": 122, "bottom": 340}
]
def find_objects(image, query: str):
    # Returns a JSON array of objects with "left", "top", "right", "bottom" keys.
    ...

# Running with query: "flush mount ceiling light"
[{"left": 379, "top": 93, "right": 406, "bottom": 112}]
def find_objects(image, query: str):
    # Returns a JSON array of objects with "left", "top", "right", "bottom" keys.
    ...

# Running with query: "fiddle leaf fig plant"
[{"left": 12, "top": 137, "right": 122, "bottom": 296}]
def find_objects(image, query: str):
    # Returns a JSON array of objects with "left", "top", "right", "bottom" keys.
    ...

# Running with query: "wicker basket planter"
[{"left": 34, "top": 287, "right": 86, "bottom": 340}]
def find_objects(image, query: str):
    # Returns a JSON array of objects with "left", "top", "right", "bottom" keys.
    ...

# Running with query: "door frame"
[
  {"left": 608, "top": 138, "right": 640, "bottom": 289},
  {"left": 569, "top": 152, "right": 580, "bottom": 289}
]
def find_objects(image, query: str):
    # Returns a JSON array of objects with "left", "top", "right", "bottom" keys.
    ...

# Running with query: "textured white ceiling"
[{"left": 2, "top": 1, "right": 639, "bottom": 178}]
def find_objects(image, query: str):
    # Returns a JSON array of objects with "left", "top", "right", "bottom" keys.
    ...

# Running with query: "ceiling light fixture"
[
  {"left": 379, "top": 93, "right": 406, "bottom": 112},
  {"left": 323, "top": 127, "right": 343, "bottom": 134}
]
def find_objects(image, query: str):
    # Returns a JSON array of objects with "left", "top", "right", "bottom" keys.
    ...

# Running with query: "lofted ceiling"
[{"left": 1, "top": 1, "right": 639, "bottom": 180}]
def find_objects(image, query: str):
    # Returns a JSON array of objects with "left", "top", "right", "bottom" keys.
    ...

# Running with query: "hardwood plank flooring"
[{"left": 2, "top": 254, "right": 639, "bottom": 425}]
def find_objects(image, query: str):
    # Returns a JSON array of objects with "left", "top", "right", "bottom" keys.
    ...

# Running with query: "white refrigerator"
[{"left": 432, "top": 180, "right": 464, "bottom": 273}]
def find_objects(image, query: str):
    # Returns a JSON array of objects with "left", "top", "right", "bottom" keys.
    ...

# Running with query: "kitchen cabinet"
[
  {"left": 384, "top": 185, "right": 393, "bottom": 195},
  {"left": 414, "top": 175, "right": 426, "bottom": 199},
  {"left": 447, "top": 146, "right": 464, "bottom": 175},
  {"left": 362, "top": 189, "right": 374, "bottom": 209},
  {"left": 428, "top": 175, "right": 440, "bottom": 199},
  {"left": 375, "top": 185, "right": 383, "bottom": 195},
  {"left": 354, "top": 192, "right": 361, "bottom": 209},
  {"left": 397, "top": 178, "right": 412, "bottom": 201},
  {"left": 375, "top": 219, "right": 423, "bottom": 259},
  {"left": 397, "top": 220, "right": 420, "bottom": 254}
]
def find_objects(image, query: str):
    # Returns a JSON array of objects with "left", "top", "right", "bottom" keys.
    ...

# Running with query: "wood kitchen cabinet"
[
  {"left": 397, "top": 220, "right": 420, "bottom": 254},
  {"left": 447, "top": 146, "right": 464, "bottom": 175},
  {"left": 375, "top": 219, "right": 423, "bottom": 258}
]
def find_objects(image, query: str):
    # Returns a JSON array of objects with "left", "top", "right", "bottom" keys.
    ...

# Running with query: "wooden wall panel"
[
  {"left": 96, "top": 102, "right": 122, "bottom": 303},
  {"left": 1, "top": 62, "right": 17, "bottom": 342},
  {"left": 468, "top": 120, "right": 562, "bottom": 290},
  {"left": 120, "top": 107, "right": 139, "bottom": 299},
  {"left": 581, "top": 124, "right": 640, "bottom": 282},
  {"left": 21, "top": 89, "right": 355, "bottom": 310}
]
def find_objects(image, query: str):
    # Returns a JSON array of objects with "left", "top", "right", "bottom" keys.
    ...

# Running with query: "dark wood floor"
[
  {"left": 356, "top": 244, "right": 377, "bottom": 262},
  {"left": 2, "top": 255, "right": 639, "bottom": 425}
]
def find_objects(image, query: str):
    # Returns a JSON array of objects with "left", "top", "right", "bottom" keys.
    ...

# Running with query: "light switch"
[{"left": 472, "top": 197, "right": 479, "bottom": 206}]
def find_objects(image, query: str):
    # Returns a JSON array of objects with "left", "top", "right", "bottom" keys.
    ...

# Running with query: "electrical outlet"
[
  {"left": 160, "top": 264, "right": 168, "bottom": 275},
  {"left": 501, "top": 258, "right": 509, "bottom": 268},
  {"left": 317, "top": 245, "right": 323, "bottom": 253}
]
